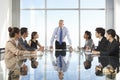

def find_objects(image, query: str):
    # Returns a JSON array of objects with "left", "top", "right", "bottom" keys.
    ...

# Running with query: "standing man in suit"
[
  {"left": 93, "top": 27, "right": 108, "bottom": 52},
  {"left": 18, "top": 27, "right": 35, "bottom": 51},
  {"left": 50, "top": 20, "right": 73, "bottom": 51}
]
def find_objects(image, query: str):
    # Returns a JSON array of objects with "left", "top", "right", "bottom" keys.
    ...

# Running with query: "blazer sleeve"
[
  {"left": 18, "top": 38, "right": 35, "bottom": 51},
  {"left": 95, "top": 38, "right": 108, "bottom": 51},
  {"left": 100, "top": 42, "right": 119, "bottom": 56},
  {"left": 6, "top": 41, "right": 30, "bottom": 56}
]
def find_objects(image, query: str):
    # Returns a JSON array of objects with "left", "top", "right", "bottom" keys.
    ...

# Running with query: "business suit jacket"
[
  {"left": 100, "top": 39, "right": 119, "bottom": 57},
  {"left": 18, "top": 37, "right": 35, "bottom": 51},
  {"left": 4, "top": 38, "right": 29, "bottom": 70},
  {"left": 95, "top": 37, "right": 108, "bottom": 51}
]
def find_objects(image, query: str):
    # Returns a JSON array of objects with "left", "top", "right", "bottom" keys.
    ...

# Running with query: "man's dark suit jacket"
[
  {"left": 95, "top": 37, "right": 108, "bottom": 51},
  {"left": 18, "top": 37, "right": 35, "bottom": 51}
]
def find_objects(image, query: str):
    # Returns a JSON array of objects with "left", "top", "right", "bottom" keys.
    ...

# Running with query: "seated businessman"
[{"left": 18, "top": 27, "right": 36, "bottom": 51}]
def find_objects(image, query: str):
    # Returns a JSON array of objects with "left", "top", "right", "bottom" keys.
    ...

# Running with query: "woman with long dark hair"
[
  {"left": 83, "top": 31, "right": 94, "bottom": 51},
  {"left": 28, "top": 31, "right": 44, "bottom": 51}
]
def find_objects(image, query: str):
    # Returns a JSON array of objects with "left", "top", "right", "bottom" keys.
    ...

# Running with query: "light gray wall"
[
  {"left": 12, "top": 0, "right": 20, "bottom": 27},
  {"left": 0, "top": 0, "right": 12, "bottom": 48},
  {"left": 106, "top": 0, "right": 114, "bottom": 30},
  {"left": 114, "top": 0, "right": 120, "bottom": 36}
]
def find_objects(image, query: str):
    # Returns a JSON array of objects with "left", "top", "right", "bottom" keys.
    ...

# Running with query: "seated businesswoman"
[
  {"left": 4, "top": 27, "right": 36, "bottom": 80},
  {"left": 28, "top": 31, "right": 44, "bottom": 51},
  {"left": 83, "top": 31, "right": 94, "bottom": 51},
  {"left": 92, "top": 29, "right": 119, "bottom": 57}
]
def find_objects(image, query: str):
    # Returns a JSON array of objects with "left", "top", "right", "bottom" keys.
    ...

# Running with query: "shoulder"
[
  {"left": 88, "top": 39, "right": 93, "bottom": 43},
  {"left": 63, "top": 26, "right": 67, "bottom": 29},
  {"left": 102, "top": 37, "right": 107, "bottom": 41},
  {"left": 36, "top": 40, "right": 38, "bottom": 43},
  {"left": 113, "top": 39, "right": 119, "bottom": 46},
  {"left": 63, "top": 27, "right": 68, "bottom": 31},
  {"left": 18, "top": 37, "right": 23, "bottom": 42},
  {"left": 28, "top": 40, "right": 32, "bottom": 43},
  {"left": 89, "top": 39, "right": 93, "bottom": 42},
  {"left": 102, "top": 37, "right": 108, "bottom": 42},
  {"left": 55, "top": 27, "right": 59, "bottom": 30},
  {"left": 7, "top": 39, "right": 15, "bottom": 46}
]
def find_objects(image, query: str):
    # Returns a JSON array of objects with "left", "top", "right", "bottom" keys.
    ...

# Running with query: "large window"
[
  {"left": 81, "top": 0, "right": 105, "bottom": 8},
  {"left": 20, "top": 10, "right": 45, "bottom": 45},
  {"left": 46, "top": 11, "right": 78, "bottom": 48},
  {"left": 20, "top": 0, "right": 105, "bottom": 48},
  {"left": 80, "top": 10, "right": 105, "bottom": 46},
  {"left": 47, "top": 0, "right": 78, "bottom": 8}
]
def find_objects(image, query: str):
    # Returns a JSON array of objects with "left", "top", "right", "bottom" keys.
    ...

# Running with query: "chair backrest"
[{"left": 0, "top": 48, "right": 5, "bottom": 54}]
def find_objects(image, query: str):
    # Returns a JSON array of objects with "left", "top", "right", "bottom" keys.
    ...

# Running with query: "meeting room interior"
[{"left": 0, "top": 0, "right": 120, "bottom": 80}]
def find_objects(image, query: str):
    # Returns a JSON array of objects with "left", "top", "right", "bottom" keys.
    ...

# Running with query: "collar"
[
  {"left": 9, "top": 38, "right": 18, "bottom": 46},
  {"left": 99, "top": 37, "right": 103, "bottom": 42},
  {"left": 22, "top": 37, "right": 26, "bottom": 42},
  {"left": 59, "top": 26, "right": 64, "bottom": 29}
]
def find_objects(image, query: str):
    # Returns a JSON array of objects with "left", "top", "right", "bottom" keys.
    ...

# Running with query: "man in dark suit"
[
  {"left": 94, "top": 27, "right": 108, "bottom": 51},
  {"left": 18, "top": 27, "right": 35, "bottom": 51}
]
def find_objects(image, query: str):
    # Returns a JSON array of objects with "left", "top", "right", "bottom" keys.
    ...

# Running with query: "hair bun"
[{"left": 8, "top": 27, "right": 12, "bottom": 32}]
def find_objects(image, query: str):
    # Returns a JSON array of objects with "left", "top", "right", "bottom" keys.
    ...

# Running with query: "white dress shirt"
[
  {"left": 50, "top": 26, "right": 72, "bottom": 46},
  {"left": 51, "top": 53, "right": 72, "bottom": 72}
]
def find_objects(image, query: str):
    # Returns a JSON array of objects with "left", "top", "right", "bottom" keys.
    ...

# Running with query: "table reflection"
[
  {"left": 50, "top": 50, "right": 72, "bottom": 80},
  {"left": 83, "top": 54, "right": 93, "bottom": 69},
  {"left": 96, "top": 56, "right": 119, "bottom": 79},
  {"left": 0, "top": 49, "right": 119, "bottom": 80}
]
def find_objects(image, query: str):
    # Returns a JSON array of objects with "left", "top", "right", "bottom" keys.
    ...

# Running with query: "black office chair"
[{"left": 0, "top": 48, "right": 5, "bottom": 54}]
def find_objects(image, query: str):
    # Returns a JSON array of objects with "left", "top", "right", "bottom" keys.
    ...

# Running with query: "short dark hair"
[
  {"left": 8, "top": 27, "right": 20, "bottom": 37},
  {"left": 85, "top": 31, "right": 91, "bottom": 39},
  {"left": 107, "top": 29, "right": 116, "bottom": 38},
  {"left": 20, "top": 27, "right": 28, "bottom": 35},
  {"left": 95, "top": 27, "right": 105, "bottom": 37}
]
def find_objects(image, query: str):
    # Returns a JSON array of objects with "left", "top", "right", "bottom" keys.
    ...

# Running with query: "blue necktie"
[
  {"left": 59, "top": 55, "right": 62, "bottom": 70},
  {"left": 59, "top": 28, "right": 62, "bottom": 45}
]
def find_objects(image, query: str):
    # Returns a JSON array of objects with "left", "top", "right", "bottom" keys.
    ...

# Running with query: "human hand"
[
  {"left": 50, "top": 46, "right": 53, "bottom": 49},
  {"left": 92, "top": 50, "right": 100, "bottom": 55},
  {"left": 69, "top": 46, "right": 73, "bottom": 53},
  {"left": 39, "top": 46, "right": 44, "bottom": 52},
  {"left": 50, "top": 46, "right": 53, "bottom": 52}
]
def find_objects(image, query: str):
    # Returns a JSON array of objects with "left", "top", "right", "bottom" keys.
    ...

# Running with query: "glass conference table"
[{"left": 0, "top": 49, "right": 119, "bottom": 80}]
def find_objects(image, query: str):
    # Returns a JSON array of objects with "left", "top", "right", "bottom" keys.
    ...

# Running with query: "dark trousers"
[
  {"left": 55, "top": 41, "right": 66, "bottom": 57},
  {"left": 55, "top": 40, "right": 66, "bottom": 49}
]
